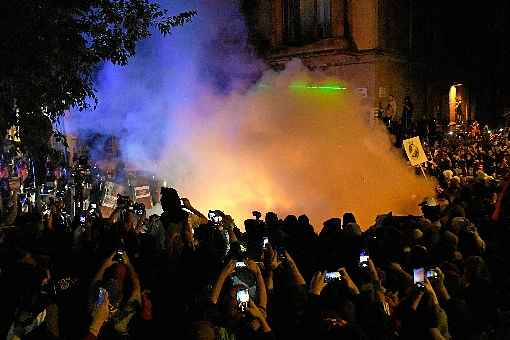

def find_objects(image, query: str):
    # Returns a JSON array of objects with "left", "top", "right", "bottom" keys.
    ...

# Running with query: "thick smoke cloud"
[{"left": 67, "top": 0, "right": 433, "bottom": 229}]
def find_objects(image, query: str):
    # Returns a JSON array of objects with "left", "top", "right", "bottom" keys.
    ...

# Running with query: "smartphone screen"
[
  {"left": 97, "top": 287, "right": 106, "bottom": 305},
  {"left": 413, "top": 268, "right": 425, "bottom": 286},
  {"left": 80, "top": 215, "right": 86, "bottom": 223},
  {"left": 91, "top": 203, "right": 97, "bottom": 209},
  {"left": 236, "top": 288, "right": 249, "bottom": 311},
  {"left": 426, "top": 269, "right": 438, "bottom": 279},
  {"left": 235, "top": 261, "right": 246, "bottom": 268},
  {"left": 359, "top": 249, "right": 369, "bottom": 268},
  {"left": 324, "top": 271, "right": 342, "bottom": 283},
  {"left": 262, "top": 237, "right": 269, "bottom": 249}
]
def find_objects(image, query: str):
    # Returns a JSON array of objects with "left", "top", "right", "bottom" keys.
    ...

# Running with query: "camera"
[
  {"left": 132, "top": 202, "right": 145, "bottom": 216},
  {"left": 208, "top": 210, "right": 222, "bottom": 224},
  {"left": 324, "top": 271, "right": 342, "bottom": 283},
  {"left": 236, "top": 288, "right": 249, "bottom": 312}
]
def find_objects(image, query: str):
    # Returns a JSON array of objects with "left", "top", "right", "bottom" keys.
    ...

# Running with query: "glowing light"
[
  {"left": 289, "top": 84, "right": 347, "bottom": 91},
  {"left": 257, "top": 82, "right": 347, "bottom": 92},
  {"left": 449, "top": 86, "right": 457, "bottom": 123},
  {"left": 289, "top": 81, "right": 347, "bottom": 92},
  {"left": 448, "top": 131, "right": 454, "bottom": 135}
]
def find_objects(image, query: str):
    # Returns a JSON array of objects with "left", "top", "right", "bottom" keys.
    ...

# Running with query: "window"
[
  {"left": 283, "top": 0, "right": 301, "bottom": 45},
  {"left": 316, "top": 0, "right": 331, "bottom": 39}
]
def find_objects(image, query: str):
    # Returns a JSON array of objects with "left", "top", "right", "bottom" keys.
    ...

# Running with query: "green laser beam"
[
  {"left": 257, "top": 83, "right": 347, "bottom": 91},
  {"left": 289, "top": 84, "right": 347, "bottom": 91}
]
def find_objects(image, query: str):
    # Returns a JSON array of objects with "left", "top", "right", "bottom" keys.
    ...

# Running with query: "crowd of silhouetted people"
[{"left": 0, "top": 124, "right": 510, "bottom": 340}]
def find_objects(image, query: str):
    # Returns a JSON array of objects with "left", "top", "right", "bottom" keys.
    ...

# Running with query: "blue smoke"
[{"left": 67, "top": 0, "right": 263, "bottom": 163}]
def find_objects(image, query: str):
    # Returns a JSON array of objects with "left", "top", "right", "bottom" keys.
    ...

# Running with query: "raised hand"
[
  {"left": 338, "top": 267, "right": 360, "bottom": 295},
  {"left": 247, "top": 300, "right": 265, "bottom": 320},
  {"left": 310, "top": 271, "right": 327, "bottom": 295},
  {"left": 246, "top": 259, "right": 262, "bottom": 276},
  {"left": 221, "top": 259, "right": 236, "bottom": 278},
  {"left": 89, "top": 291, "right": 109, "bottom": 336}
]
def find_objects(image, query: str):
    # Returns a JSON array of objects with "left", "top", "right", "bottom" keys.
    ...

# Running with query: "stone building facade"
[{"left": 246, "top": 0, "right": 464, "bottom": 122}]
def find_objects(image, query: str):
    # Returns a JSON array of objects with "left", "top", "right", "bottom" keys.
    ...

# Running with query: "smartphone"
[
  {"left": 262, "top": 237, "right": 269, "bottom": 250},
  {"left": 235, "top": 261, "right": 247, "bottom": 268},
  {"left": 413, "top": 268, "right": 425, "bottom": 289},
  {"left": 113, "top": 250, "right": 125, "bottom": 263},
  {"left": 359, "top": 249, "right": 369, "bottom": 268},
  {"left": 236, "top": 288, "right": 249, "bottom": 312},
  {"left": 79, "top": 213, "right": 86, "bottom": 224},
  {"left": 324, "top": 271, "right": 342, "bottom": 283},
  {"left": 426, "top": 268, "right": 438, "bottom": 280},
  {"left": 277, "top": 249, "right": 287, "bottom": 262},
  {"left": 91, "top": 203, "right": 97, "bottom": 209},
  {"left": 96, "top": 287, "right": 106, "bottom": 305}
]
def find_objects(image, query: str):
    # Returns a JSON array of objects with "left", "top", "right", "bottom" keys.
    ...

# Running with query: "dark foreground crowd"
[{"left": 1, "top": 128, "right": 510, "bottom": 340}]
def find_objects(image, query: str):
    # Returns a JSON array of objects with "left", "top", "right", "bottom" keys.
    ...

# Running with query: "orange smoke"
[{"left": 152, "top": 61, "right": 434, "bottom": 230}]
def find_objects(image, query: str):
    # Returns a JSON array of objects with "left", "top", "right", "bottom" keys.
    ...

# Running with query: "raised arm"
[
  {"left": 247, "top": 259, "right": 268, "bottom": 311},
  {"left": 210, "top": 260, "right": 235, "bottom": 304},
  {"left": 92, "top": 253, "right": 115, "bottom": 285},
  {"left": 284, "top": 251, "right": 306, "bottom": 286},
  {"left": 181, "top": 198, "right": 207, "bottom": 222},
  {"left": 123, "top": 253, "right": 141, "bottom": 301}
]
